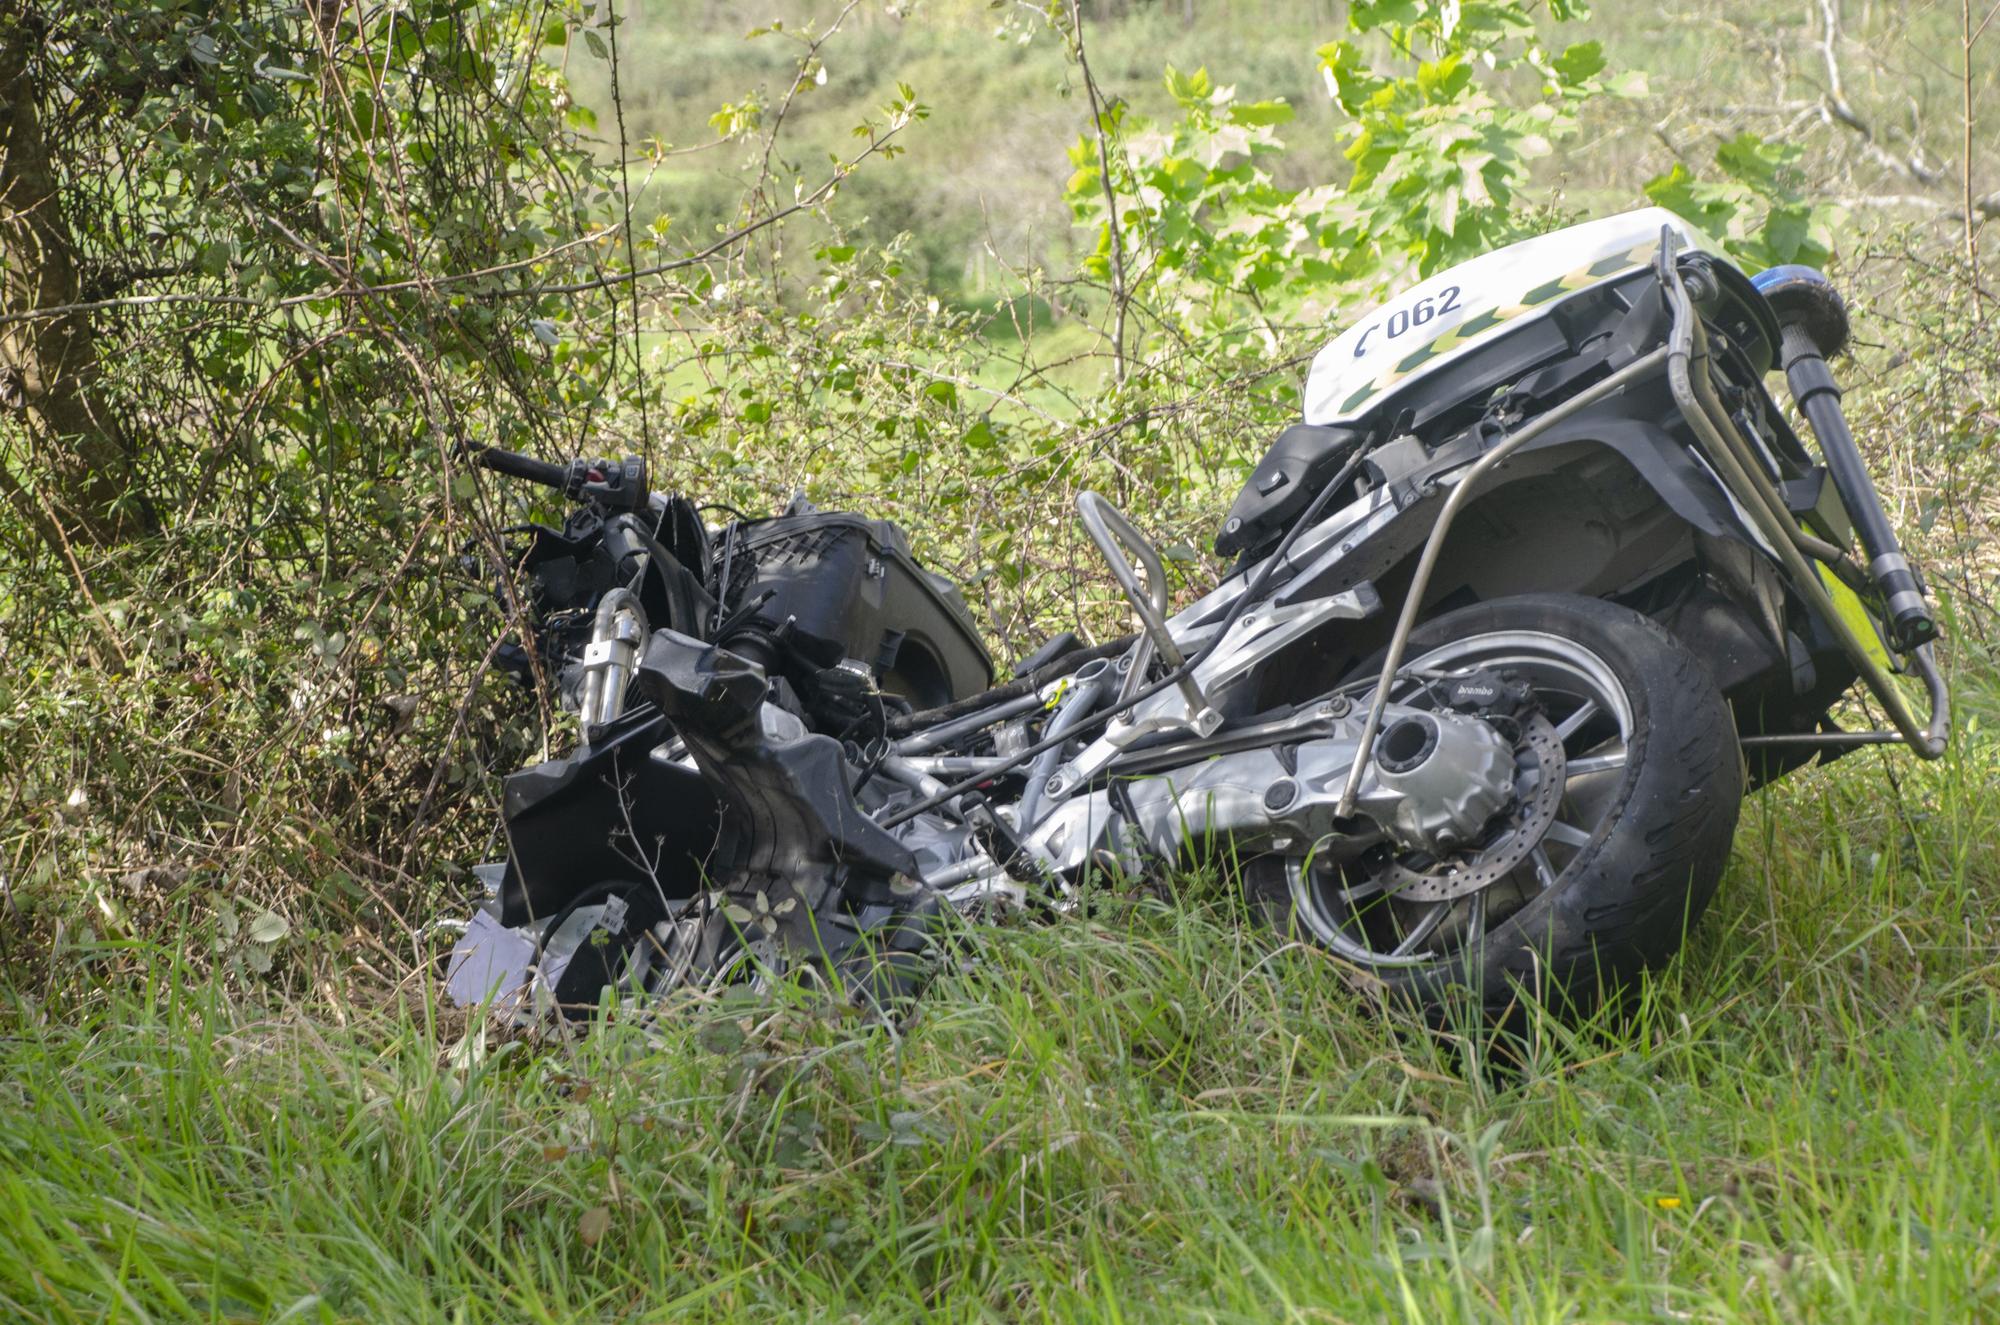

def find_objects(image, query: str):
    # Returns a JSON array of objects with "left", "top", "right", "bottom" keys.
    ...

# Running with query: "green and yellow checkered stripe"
[{"left": 1335, "top": 241, "right": 1660, "bottom": 418}]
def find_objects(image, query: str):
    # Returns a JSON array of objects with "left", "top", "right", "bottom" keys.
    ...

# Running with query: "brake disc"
[{"left": 1373, "top": 711, "right": 1568, "bottom": 904}]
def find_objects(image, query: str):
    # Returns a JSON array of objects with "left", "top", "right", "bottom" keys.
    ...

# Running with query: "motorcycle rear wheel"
[{"left": 1245, "top": 593, "right": 1742, "bottom": 1016}]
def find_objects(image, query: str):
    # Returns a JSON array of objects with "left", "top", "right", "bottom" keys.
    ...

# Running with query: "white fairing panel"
[{"left": 1302, "top": 207, "right": 1718, "bottom": 426}]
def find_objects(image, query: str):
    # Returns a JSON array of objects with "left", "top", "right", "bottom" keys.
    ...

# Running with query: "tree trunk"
[{"left": 0, "top": 13, "right": 139, "bottom": 543}]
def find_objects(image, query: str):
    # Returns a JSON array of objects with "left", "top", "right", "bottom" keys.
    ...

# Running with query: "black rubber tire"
[{"left": 1246, "top": 593, "right": 1743, "bottom": 1016}]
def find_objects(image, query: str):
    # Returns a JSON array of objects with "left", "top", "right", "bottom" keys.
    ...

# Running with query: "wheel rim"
[
  {"left": 1286, "top": 628, "right": 1636, "bottom": 969},
  {"left": 625, "top": 902, "right": 777, "bottom": 998}
]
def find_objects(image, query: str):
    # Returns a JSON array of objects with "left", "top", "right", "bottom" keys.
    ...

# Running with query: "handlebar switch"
[{"left": 577, "top": 455, "right": 649, "bottom": 511}]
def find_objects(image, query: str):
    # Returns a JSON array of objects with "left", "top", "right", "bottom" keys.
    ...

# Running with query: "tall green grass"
[{"left": 4, "top": 671, "right": 1996, "bottom": 1322}]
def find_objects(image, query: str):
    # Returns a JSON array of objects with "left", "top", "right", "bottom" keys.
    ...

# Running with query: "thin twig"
[
  {"left": 606, "top": 0, "right": 652, "bottom": 451},
  {"left": 1963, "top": 0, "right": 1982, "bottom": 277},
  {"left": 1067, "top": 0, "right": 1129, "bottom": 386}
]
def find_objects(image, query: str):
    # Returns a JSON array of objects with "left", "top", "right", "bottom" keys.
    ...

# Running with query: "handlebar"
[
  {"left": 475, "top": 446, "right": 571, "bottom": 491},
  {"left": 473, "top": 447, "right": 651, "bottom": 513}
]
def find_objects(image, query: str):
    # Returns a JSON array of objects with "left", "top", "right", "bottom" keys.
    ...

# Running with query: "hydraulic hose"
[{"left": 887, "top": 636, "right": 1131, "bottom": 741}]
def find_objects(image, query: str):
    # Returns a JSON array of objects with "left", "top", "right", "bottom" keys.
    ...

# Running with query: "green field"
[{"left": 580, "top": 0, "right": 1999, "bottom": 303}]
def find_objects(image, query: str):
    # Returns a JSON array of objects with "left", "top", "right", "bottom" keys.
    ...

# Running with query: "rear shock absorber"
[{"left": 1751, "top": 265, "right": 1937, "bottom": 652}]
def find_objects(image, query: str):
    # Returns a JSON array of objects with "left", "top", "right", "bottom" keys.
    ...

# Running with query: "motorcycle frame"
[
  {"left": 447, "top": 231, "right": 1958, "bottom": 1014},
  {"left": 878, "top": 241, "right": 1949, "bottom": 868}
]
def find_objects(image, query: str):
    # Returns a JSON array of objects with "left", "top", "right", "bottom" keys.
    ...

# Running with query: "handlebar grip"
[{"left": 474, "top": 446, "right": 570, "bottom": 490}]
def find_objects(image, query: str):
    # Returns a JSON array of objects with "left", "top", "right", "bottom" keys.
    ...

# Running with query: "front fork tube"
[
  {"left": 1662, "top": 258, "right": 1949, "bottom": 757},
  {"left": 1774, "top": 321, "right": 1936, "bottom": 650}
]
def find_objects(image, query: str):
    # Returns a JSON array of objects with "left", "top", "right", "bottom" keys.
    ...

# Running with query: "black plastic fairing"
[
  {"left": 732, "top": 511, "right": 993, "bottom": 706},
  {"left": 496, "top": 705, "right": 724, "bottom": 925},
  {"left": 636, "top": 629, "right": 922, "bottom": 909},
  {"left": 1215, "top": 423, "right": 1365, "bottom": 559}
]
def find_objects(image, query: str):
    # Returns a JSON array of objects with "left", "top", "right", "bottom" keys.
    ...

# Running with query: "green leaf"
[
  {"left": 1605, "top": 70, "right": 1649, "bottom": 99},
  {"left": 1228, "top": 100, "right": 1294, "bottom": 127},
  {"left": 1348, "top": 0, "right": 1422, "bottom": 33},
  {"left": 1715, "top": 132, "right": 1795, "bottom": 188},
  {"left": 923, "top": 380, "right": 958, "bottom": 408},
  {"left": 1416, "top": 55, "right": 1472, "bottom": 102},
  {"left": 1551, "top": 41, "right": 1606, "bottom": 84},
  {"left": 1316, "top": 41, "right": 1385, "bottom": 116},
  {"left": 248, "top": 910, "right": 290, "bottom": 944},
  {"left": 1429, "top": 183, "right": 1463, "bottom": 238},
  {"left": 1764, "top": 207, "right": 1810, "bottom": 264},
  {"left": 1163, "top": 65, "right": 1214, "bottom": 107},
  {"left": 1643, "top": 162, "right": 1698, "bottom": 212}
]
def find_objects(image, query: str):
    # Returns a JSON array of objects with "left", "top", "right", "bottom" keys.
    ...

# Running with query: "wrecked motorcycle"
[{"left": 444, "top": 207, "right": 1951, "bottom": 1019}]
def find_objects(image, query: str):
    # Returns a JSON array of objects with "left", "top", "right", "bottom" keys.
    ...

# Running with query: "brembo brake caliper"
[{"left": 1438, "top": 668, "right": 1535, "bottom": 732}]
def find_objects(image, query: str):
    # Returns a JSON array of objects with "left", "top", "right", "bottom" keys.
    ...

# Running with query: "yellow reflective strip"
[
  {"left": 1817, "top": 563, "right": 1895, "bottom": 672},
  {"left": 1339, "top": 244, "right": 1664, "bottom": 417}
]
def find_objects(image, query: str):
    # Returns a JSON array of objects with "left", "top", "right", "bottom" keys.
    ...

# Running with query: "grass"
[{"left": 4, "top": 671, "right": 1998, "bottom": 1322}]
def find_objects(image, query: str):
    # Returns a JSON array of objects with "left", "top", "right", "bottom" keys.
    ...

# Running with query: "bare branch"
[
  {"left": 1833, "top": 191, "right": 2000, "bottom": 216},
  {"left": 1963, "top": 0, "right": 1982, "bottom": 272},
  {"left": 1813, "top": 0, "right": 1948, "bottom": 186},
  {"left": 1066, "top": 0, "right": 1129, "bottom": 386},
  {"left": 0, "top": 116, "right": 912, "bottom": 328}
]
